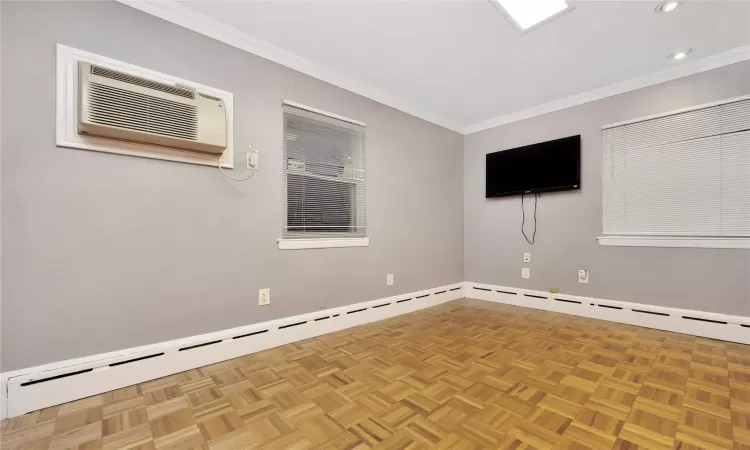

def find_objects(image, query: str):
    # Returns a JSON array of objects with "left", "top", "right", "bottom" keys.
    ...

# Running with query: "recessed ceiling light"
[
  {"left": 655, "top": 0, "right": 680, "bottom": 13},
  {"left": 668, "top": 49, "right": 692, "bottom": 60},
  {"left": 491, "top": 0, "right": 572, "bottom": 32}
]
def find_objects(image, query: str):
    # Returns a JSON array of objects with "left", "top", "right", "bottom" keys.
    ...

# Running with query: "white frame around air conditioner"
[{"left": 56, "top": 44, "right": 234, "bottom": 168}]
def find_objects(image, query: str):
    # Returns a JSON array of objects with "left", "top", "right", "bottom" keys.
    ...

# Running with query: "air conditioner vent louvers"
[
  {"left": 87, "top": 82, "right": 198, "bottom": 141},
  {"left": 78, "top": 61, "right": 227, "bottom": 155},
  {"left": 91, "top": 65, "right": 195, "bottom": 99}
]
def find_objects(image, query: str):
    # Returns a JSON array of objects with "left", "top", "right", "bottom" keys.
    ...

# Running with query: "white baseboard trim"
[
  {"left": 0, "top": 283, "right": 464, "bottom": 419},
  {"left": 466, "top": 281, "right": 750, "bottom": 345},
  {"left": 4, "top": 281, "right": 747, "bottom": 419}
]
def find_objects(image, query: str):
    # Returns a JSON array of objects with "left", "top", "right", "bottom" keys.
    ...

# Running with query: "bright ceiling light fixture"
[
  {"left": 655, "top": 0, "right": 680, "bottom": 13},
  {"left": 491, "top": 0, "right": 573, "bottom": 32},
  {"left": 668, "top": 49, "right": 693, "bottom": 60}
]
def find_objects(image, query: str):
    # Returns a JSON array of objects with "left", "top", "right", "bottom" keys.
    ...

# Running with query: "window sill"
[
  {"left": 597, "top": 236, "right": 750, "bottom": 249},
  {"left": 278, "top": 237, "right": 370, "bottom": 250}
]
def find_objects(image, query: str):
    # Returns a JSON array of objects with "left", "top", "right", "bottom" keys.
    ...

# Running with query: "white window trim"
[
  {"left": 601, "top": 94, "right": 750, "bottom": 130},
  {"left": 597, "top": 236, "right": 750, "bottom": 249},
  {"left": 600, "top": 94, "right": 750, "bottom": 249},
  {"left": 281, "top": 100, "right": 366, "bottom": 127},
  {"left": 278, "top": 237, "right": 370, "bottom": 250},
  {"left": 279, "top": 100, "right": 367, "bottom": 250},
  {"left": 56, "top": 44, "right": 234, "bottom": 168}
]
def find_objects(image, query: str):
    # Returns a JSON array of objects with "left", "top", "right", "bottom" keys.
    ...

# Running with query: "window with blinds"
[
  {"left": 282, "top": 104, "right": 366, "bottom": 239},
  {"left": 602, "top": 97, "right": 749, "bottom": 240}
]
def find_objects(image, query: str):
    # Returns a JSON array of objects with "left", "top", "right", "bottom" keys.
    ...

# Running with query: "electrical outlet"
[
  {"left": 386, "top": 274, "right": 394, "bottom": 286},
  {"left": 522, "top": 268, "right": 530, "bottom": 279},
  {"left": 578, "top": 270, "right": 589, "bottom": 284},
  {"left": 258, "top": 288, "right": 270, "bottom": 306},
  {"left": 523, "top": 253, "right": 531, "bottom": 263}
]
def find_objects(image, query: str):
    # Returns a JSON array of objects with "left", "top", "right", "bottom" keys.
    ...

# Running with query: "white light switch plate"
[
  {"left": 246, "top": 145, "right": 259, "bottom": 170},
  {"left": 523, "top": 253, "right": 531, "bottom": 263},
  {"left": 258, "top": 288, "right": 270, "bottom": 305},
  {"left": 578, "top": 270, "right": 589, "bottom": 284},
  {"left": 246, "top": 151, "right": 258, "bottom": 169},
  {"left": 522, "top": 268, "right": 530, "bottom": 279},
  {"left": 386, "top": 274, "right": 394, "bottom": 286}
]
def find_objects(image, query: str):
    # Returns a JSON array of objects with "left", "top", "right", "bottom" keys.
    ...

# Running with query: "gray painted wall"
[
  {"left": 465, "top": 61, "right": 750, "bottom": 317},
  {"left": 0, "top": 1, "right": 464, "bottom": 371},
  {"left": 2, "top": 1, "right": 748, "bottom": 373}
]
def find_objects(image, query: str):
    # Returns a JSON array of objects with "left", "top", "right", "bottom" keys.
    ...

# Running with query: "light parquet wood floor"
[{"left": 3, "top": 299, "right": 750, "bottom": 450}]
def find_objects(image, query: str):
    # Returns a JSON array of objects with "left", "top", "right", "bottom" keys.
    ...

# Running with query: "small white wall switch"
[
  {"left": 523, "top": 253, "right": 531, "bottom": 263},
  {"left": 578, "top": 270, "right": 589, "bottom": 284},
  {"left": 522, "top": 268, "right": 530, "bottom": 279},
  {"left": 258, "top": 288, "right": 270, "bottom": 305},
  {"left": 386, "top": 274, "right": 394, "bottom": 286},
  {"left": 246, "top": 151, "right": 258, "bottom": 170}
]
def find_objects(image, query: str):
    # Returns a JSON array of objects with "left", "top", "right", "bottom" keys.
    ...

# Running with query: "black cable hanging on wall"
[{"left": 521, "top": 193, "right": 540, "bottom": 244}]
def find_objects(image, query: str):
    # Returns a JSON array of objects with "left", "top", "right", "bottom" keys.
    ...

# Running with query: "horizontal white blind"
[
  {"left": 282, "top": 104, "right": 366, "bottom": 238},
  {"left": 603, "top": 99, "right": 750, "bottom": 237}
]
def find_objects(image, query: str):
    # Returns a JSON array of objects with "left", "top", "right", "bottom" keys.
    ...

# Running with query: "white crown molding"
[
  {"left": 465, "top": 45, "right": 750, "bottom": 134},
  {"left": 115, "top": 0, "right": 465, "bottom": 134},
  {"left": 112, "top": 2, "right": 750, "bottom": 136}
]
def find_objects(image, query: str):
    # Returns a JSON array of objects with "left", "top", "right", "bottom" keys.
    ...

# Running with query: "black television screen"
[{"left": 486, "top": 135, "right": 580, "bottom": 198}]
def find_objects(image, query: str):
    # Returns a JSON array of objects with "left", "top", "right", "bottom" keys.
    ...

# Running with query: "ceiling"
[{"left": 158, "top": 1, "right": 750, "bottom": 133}]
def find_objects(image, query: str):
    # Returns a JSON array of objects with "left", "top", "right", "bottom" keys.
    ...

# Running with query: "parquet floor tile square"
[
  {"left": 3, "top": 299, "right": 750, "bottom": 449},
  {"left": 149, "top": 408, "right": 195, "bottom": 440}
]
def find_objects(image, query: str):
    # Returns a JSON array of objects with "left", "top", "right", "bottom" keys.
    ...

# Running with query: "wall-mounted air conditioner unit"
[{"left": 77, "top": 62, "right": 227, "bottom": 154}]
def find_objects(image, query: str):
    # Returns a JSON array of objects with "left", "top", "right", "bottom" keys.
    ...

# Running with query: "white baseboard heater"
[
  {"left": 1, "top": 284, "right": 464, "bottom": 419},
  {"left": 466, "top": 282, "right": 750, "bottom": 345},
  {"left": 4, "top": 281, "right": 748, "bottom": 420}
]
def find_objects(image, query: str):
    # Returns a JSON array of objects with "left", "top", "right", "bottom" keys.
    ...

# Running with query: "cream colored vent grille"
[
  {"left": 90, "top": 65, "right": 195, "bottom": 99},
  {"left": 87, "top": 82, "right": 198, "bottom": 140},
  {"left": 78, "top": 61, "right": 227, "bottom": 155}
]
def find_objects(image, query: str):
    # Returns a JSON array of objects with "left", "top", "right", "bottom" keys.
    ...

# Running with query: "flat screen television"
[{"left": 486, "top": 135, "right": 581, "bottom": 198}]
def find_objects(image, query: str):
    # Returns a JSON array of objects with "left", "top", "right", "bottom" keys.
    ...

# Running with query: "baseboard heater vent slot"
[
  {"left": 449, "top": 287, "right": 461, "bottom": 291},
  {"left": 682, "top": 316, "right": 727, "bottom": 325},
  {"left": 435, "top": 290, "right": 447, "bottom": 295},
  {"left": 525, "top": 294, "right": 547, "bottom": 299},
  {"left": 473, "top": 287, "right": 491, "bottom": 291},
  {"left": 742, "top": 324, "right": 750, "bottom": 328},
  {"left": 314, "top": 316, "right": 330, "bottom": 322},
  {"left": 179, "top": 340, "right": 222, "bottom": 351},
  {"left": 279, "top": 321, "right": 307, "bottom": 329},
  {"left": 397, "top": 298, "right": 412, "bottom": 303},
  {"left": 373, "top": 303, "right": 390, "bottom": 309},
  {"left": 598, "top": 304, "right": 623, "bottom": 310},
  {"left": 20, "top": 368, "right": 94, "bottom": 387},
  {"left": 233, "top": 330, "right": 268, "bottom": 339},
  {"left": 333, "top": 314, "right": 340, "bottom": 317},
  {"left": 109, "top": 353, "right": 164, "bottom": 367},
  {"left": 416, "top": 294, "right": 430, "bottom": 299},
  {"left": 555, "top": 298, "right": 582, "bottom": 304},
  {"left": 347, "top": 308, "right": 367, "bottom": 315},
  {"left": 497, "top": 290, "right": 517, "bottom": 295},
  {"left": 633, "top": 309, "right": 669, "bottom": 317}
]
